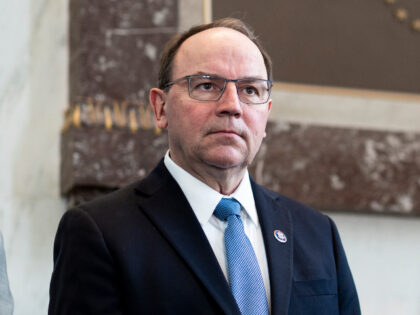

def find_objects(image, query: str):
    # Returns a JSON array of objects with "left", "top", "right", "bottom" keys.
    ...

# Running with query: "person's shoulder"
[
  {"left": 74, "top": 160, "right": 169, "bottom": 217},
  {"left": 74, "top": 180, "right": 142, "bottom": 219},
  {"left": 58, "top": 179, "right": 148, "bottom": 239},
  {"left": 59, "top": 160, "right": 174, "bottom": 233}
]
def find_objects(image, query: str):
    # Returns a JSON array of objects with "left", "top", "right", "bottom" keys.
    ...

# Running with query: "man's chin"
[{"left": 203, "top": 153, "right": 248, "bottom": 170}]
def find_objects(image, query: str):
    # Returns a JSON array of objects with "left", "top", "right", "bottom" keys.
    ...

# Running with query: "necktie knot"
[{"left": 214, "top": 198, "right": 241, "bottom": 221}]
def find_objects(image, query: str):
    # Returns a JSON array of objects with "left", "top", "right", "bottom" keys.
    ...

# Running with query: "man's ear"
[
  {"left": 263, "top": 99, "right": 272, "bottom": 138},
  {"left": 149, "top": 88, "right": 168, "bottom": 129}
]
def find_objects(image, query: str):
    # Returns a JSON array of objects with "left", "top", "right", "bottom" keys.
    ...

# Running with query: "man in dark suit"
[{"left": 49, "top": 18, "right": 360, "bottom": 315}]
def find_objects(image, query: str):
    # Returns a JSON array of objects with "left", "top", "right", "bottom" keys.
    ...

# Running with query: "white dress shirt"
[{"left": 164, "top": 151, "right": 271, "bottom": 308}]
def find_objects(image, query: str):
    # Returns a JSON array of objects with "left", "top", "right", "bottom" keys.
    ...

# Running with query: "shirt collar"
[{"left": 164, "top": 151, "right": 259, "bottom": 226}]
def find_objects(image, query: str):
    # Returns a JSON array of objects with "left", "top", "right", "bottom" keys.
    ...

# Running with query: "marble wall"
[
  {"left": 0, "top": 0, "right": 68, "bottom": 314},
  {"left": 1, "top": 1, "right": 420, "bottom": 315}
]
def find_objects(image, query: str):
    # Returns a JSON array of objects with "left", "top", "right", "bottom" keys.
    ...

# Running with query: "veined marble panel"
[
  {"left": 0, "top": 1, "right": 30, "bottom": 100},
  {"left": 3, "top": 199, "right": 64, "bottom": 315},
  {"left": 250, "top": 121, "right": 420, "bottom": 215},
  {"left": 0, "top": 0, "right": 68, "bottom": 314}
]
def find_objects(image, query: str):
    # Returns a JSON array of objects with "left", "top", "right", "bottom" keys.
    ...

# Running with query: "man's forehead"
[
  {"left": 184, "top": 27, "right": 250, "bottom": 43},
  {"left": 172, "top": 27, "right": 266, "bottom": 78},
  {"left": 178, "top": 27, "right": 258, "bottom": 57}
]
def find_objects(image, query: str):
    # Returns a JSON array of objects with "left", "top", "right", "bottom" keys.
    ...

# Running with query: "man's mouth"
[{"left": 212, "top": 129, "right": 240, "bottom": 135}]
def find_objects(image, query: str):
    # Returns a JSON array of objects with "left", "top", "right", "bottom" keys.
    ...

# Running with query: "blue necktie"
[{"left": 214, "top": 198, "right": 269, "bottom": 315}]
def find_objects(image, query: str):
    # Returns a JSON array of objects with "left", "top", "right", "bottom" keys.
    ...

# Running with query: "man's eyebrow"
[
  {"left": 190, "top": 71, "right": 218, "bottom": 77},
  {"left": 240, "top": 76, "right": 267, "bottom": 80},
  {"left": 190, "top": 71, "right": 267, "bottom": 80}
]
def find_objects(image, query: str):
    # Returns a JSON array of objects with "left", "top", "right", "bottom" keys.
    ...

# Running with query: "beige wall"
[{"left": 270, "top": 84, "right": 420, "bottom": 132}]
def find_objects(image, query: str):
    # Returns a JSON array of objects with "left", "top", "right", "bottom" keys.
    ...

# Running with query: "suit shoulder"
[
  {"left": 71, "top": 180, "right": 142, "bottom": 221},
  {"left": 61, "top": 161, "right": 171, "bottom": 238}
]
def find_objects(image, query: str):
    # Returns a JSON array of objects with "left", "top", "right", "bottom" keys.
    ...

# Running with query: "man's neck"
[
  {"left": 168, "top": 152, "right": 247, "bottom": 196},
  {"left": 194, "top": 166, "right": 246, "bottom": 196}
]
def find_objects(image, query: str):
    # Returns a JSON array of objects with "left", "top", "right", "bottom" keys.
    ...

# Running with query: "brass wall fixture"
[{"left": 62, "top": 99, "right": 160, "bottom": 134}]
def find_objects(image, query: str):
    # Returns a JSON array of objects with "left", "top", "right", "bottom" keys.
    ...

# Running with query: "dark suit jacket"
[{"left": 49, "top": 160, "right": 360, "bottom": 315}]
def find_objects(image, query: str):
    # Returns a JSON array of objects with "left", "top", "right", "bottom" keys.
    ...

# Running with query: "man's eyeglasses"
[{"left": 164, "top": 75, "right": 273, "bottom": 105}]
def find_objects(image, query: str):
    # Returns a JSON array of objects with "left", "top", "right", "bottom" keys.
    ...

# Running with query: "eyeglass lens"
[{"left": 188, "top": 76, "right": 270, "bottom": 104}]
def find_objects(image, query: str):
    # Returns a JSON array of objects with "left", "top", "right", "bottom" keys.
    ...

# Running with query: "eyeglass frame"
[{"left": 163, "top": 74, "right": 273, "bottom": 105}]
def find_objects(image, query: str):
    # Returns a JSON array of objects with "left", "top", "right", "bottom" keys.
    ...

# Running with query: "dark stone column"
[{"left": 62, "top": 0, "right": 177, "bottom": 205}]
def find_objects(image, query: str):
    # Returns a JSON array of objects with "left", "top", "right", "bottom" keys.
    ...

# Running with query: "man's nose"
[{"left": 215, "top": 82, "right": 243, "bottom": 117}]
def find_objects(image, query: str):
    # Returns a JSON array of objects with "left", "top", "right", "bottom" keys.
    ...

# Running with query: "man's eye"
[
  {"left": 198, "top": 82, "right": 214, "bottom": 91},
  {"left": 243, "top": 86, "right": 259, "bottom": 95}
]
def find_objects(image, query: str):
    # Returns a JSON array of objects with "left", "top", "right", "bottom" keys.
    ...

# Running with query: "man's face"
[{"left": 151, "top": 27, "right": 271, "bottom": 177}]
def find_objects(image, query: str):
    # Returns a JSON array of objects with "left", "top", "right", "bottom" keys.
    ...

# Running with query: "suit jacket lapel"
[
  {"left": 134, "top": 161, "right": 241, "bottom": 315},
  {"left": 252, "top": 180, "right": 293, "bottom": 315}
]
